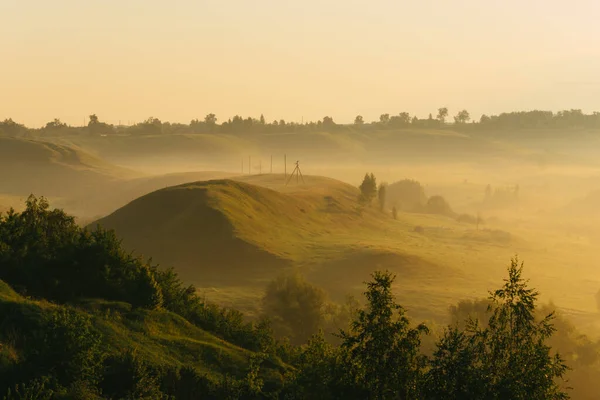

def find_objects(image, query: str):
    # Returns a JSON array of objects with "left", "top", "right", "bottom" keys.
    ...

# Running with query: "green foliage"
[
  {"left": 262, "top": 272, "right": 327, "bottom": 345},
  {"left": 423, "top": 258, "right": 569, "bottom": 400},
  {"left": 338, "top": 271, "right": 429, "bottom": 399},
  {"left": 0, "top": 195, "right": 163, "bottom": 309},
  {"left": 359, "top": 173, "right": 377, "bottom": 205},
  {"left": 100, "top": 351, "right": 165, "bottom": 400}
]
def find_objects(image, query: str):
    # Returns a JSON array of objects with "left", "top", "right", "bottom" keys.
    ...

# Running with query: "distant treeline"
[{"left": 2, "top": 108, "right": 600, "bottom": 136}]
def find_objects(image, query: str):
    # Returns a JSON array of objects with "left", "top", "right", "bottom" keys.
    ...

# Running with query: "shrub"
[
  {"left": 386, "top": 179, "right": 427, "bottom": 212},
  {"left": 262, "top": 273, "right": 327, "bottom": 345},
  {"left": 425, "top": 195, "right": 454, "bottom": 217}
]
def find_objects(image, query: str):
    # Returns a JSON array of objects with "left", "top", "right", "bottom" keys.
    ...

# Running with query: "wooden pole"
[
  {"left": 284, "top": 154, "right": 287, "bottom": 179},
  {"left": 270, "top": 155, "right": 273, "bottom": 174}
]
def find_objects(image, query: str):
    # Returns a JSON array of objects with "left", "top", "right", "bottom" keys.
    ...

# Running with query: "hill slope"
[
  {"left": 0, "top": 278, "right": 286, "bottom": 394},
  {"left": 0, "top": 137, "right": 138, "bottom": 198},
  {"left": 92, "top": 176, "right": 368, "bottom": 284}
]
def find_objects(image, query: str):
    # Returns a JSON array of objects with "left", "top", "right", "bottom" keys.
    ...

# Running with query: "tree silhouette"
[
  {"left": 378, "top": 183, "right": 387, "bottom": 211},
  {"left": 359, "top": 173, "right": 377, "bottom": 205},
  {"left": 437, "top": 107, "right": 449, "bottom": 123},
  {"left": 454, "top": 110, "right": 471, "bottom": 124}
]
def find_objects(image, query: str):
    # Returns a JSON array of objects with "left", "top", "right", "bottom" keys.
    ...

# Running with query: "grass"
[{"left": 0, "top": 280, "right": 287, "bottom": 383}]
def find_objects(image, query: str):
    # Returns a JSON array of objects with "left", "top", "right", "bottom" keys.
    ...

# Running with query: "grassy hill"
[
  {"left": 91, "top": 175, "right": 367, "bottom": 283},
  {"left": 0, "top": 137, "right": 138, "bottom": 199},
  {"left": 0, "top": 277, "right": 287, "bottom": 390},
  {"left": 65, "top": 171, "right": 236, "bottom": 224}
]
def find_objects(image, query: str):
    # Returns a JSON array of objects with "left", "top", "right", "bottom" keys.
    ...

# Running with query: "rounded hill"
[{"left": 90, "top": 176, "right": 367, "bottom": 284}]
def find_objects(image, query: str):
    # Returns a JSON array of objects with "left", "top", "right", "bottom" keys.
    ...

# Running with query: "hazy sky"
[{"left": 2, "top": 0, "right": 599, "bottom": 127}]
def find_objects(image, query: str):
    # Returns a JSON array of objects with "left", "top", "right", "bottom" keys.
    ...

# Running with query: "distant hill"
[{"left": 0, "top": 137, "right": 138, "bottom": 198}]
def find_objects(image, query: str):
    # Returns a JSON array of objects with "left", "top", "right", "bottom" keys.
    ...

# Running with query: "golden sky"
[{"left": 1, "top": 0, "right": 599, "bottom": 127}]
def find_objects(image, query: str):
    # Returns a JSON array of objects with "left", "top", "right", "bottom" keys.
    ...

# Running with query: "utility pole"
[
  {"left": 270, "top": 155, "right": 273, "bottom": 174},
  {"left": 249, "top": 156, "right": 251, "bottom": 175},
  {"left": 285, "top": 160, "right": 305, "bottom": 186},
  {"left": 284, "top": 154, "right": 287, "bottom": 180},
  {"left": 241, "top": 158, "right": 244, "bottom": 174}
]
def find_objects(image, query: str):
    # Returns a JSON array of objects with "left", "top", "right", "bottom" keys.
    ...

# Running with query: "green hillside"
[{"left": 0, "top": 280, "right": 284, "bottom": 380}]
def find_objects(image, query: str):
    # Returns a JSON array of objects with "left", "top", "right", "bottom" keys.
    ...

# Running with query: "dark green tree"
[
  {"left": 424, "top": 258, "right": 569, "bottom": 399},
  {"left": 262, "top": 272, "right": 327, "bottom": 345},
  {"left": 338, "top": 271, "right": 428, "bottom": 399}
]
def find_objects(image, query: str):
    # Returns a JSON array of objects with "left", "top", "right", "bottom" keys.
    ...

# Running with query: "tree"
[
  {"left": 377, "top": 183, "right": 387, "bottom": 211},
  {"left": 392, "top": 206, "right": 398, "bottom": 220},
  {"left": 359, "top": 173, "right": 377, "bottom": 205},
  {"left": 437, "top": 107, "right": 449, "bottom": 123},
  {"left": 323, "top": 116, "right": 336, "bottom": 129},
  {"left": 398, "top": 112, "right": 411, "bottom": 125},
  {"left": 259, "top": 114, "right": 266, "bottom": 125},
  {"left": 338, "top": 271, "right": 429, "bottom": 399},
  {"left": 424, "top": 258, "right": 569, "bottom": 399},
  {"left": 88, "top": 114, "right": 99, "bottom": 125},
  {"left": 262, "top": 272, "right": 327, "bottom": 345},
  {"left": 44, "top": 118, "right": 67, "bottom": 130},
  {"left": 379, "top": 114, "right": 390, "bottom": 125},
  {"left": 425, "top": 195, "right": 453, "bottom": 216},
  {"left": 354, "top": 115, "right": 364, "bottom": 126},
  {"left": 454, "top": 110, "right": 470, "bottom": 124},
  {"left": 204, "top": 113, "right": 217, "bottom": 126}
]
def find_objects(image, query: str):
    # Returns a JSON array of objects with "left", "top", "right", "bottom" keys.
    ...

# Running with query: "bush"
[
  {"left": 0, "top": 196, "right": 163, "bottom": 309},
  {"left": 262, "top": 273, "right": 326, "bottom": 345},
  {"left": 425, "top": 195, "right": 454, "bottom": 217},
  {"left": 386, "top": 179, "right": 427, "bottom": 212}
]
